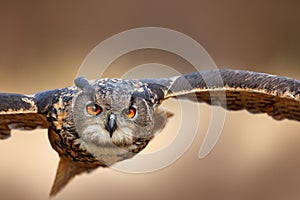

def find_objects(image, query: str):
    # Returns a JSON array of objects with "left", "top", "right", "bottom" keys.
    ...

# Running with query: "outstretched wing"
[
  {"left": 0, "top": 93, "right": 49, "bottom": 139},
  {"left": 142, "top": 69, "right": 300, "bottom": 122}
]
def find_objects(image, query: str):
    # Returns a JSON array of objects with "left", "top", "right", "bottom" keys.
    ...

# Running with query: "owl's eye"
[
  {"left": 123, "top": 107, "right": 136, "bottom": 119},
  {"left": 86, "top": 103, "right": 102, "bottom": 116}
]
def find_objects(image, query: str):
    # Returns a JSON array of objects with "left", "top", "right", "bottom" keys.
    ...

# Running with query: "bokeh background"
[{"left": 0, "top": 1, "right": 300, "bottom": 200}]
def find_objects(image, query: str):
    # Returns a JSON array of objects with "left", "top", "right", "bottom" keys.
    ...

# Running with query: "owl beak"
[{"left": 106, "top": 114, "right": 117, "bottom": 138}]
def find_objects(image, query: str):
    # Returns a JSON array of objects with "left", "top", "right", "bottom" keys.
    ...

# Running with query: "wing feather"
[
  {"left": 0, "top": 93, "right": 49, "bottom": 139},
  {"left": 142, "top": 69, "right": 300, "bottom": 122}
]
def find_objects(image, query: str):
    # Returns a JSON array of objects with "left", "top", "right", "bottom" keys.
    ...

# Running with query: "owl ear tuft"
[{"left": 74, "top": 76, "right": 95, "bottom": 96}]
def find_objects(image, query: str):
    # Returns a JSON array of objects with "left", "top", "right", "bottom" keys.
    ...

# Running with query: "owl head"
[{"left": 72, "top": 77, "right": 167, "bottom": 165}]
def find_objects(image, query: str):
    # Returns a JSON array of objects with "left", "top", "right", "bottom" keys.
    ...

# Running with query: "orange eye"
[
  {"left": 86, "top": 103, "right": 102, "bottom": 115},
  {"left": 124, "top": 107, "right": 136, "bottom": 118}
]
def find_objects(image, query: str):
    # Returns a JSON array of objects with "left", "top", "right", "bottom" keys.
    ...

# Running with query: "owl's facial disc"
[
  {"left": 106, "top": 114, "right": 117, "bottom": 138},
  {"left": 72, "top": 79, "right": 158, "bottom": 165}
]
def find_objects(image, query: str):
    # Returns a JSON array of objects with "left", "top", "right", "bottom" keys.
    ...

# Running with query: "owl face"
[{"left": 72, "top": 78, "right": 158, "bottom": 165}]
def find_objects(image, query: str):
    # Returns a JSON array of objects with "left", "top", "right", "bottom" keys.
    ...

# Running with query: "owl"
[{"left": 0, "top": 69, "right": 299, "bottom": 196}]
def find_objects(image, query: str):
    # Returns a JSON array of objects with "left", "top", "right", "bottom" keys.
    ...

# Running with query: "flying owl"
[{"left": 0, "top": 69, "right": 299, "bottom": 196}]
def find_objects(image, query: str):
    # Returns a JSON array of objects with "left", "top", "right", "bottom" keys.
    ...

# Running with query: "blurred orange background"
[{"left": 0, "top": 1, "right": 300, "bottom": 200}]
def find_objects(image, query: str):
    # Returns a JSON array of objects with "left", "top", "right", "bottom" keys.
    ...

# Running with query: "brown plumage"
[{"left": 0, "top": 69, "right": 299, "bottom": 196}]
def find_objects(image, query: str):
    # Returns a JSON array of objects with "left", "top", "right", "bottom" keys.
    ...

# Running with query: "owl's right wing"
[
  {"left": 142, "top": 69, "right": 300, "bottom": 122},
  {"left": 0, "top": 93, "right": 50, "bottom": 139}
]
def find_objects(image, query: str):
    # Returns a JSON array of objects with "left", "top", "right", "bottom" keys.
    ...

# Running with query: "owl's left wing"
[
  {"left": 0, "top": 93, "right": 49, "bottom": 139},
  {"left": 141, "top": 69, "right": 300, "bottom": 122}
]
